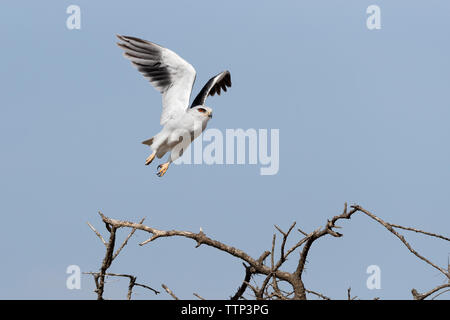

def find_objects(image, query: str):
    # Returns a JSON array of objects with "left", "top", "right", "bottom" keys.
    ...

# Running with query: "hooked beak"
[{"left": 207, "top": 111, "right": 212, "bottom": 118}]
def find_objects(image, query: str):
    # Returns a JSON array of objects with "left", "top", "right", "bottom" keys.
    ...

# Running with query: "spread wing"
[
  {"left": 190, "top": 71, "right": 231, "bottom": 108},
  {"left": 116, "top": 35, "right": 197, "bottom": 125}
]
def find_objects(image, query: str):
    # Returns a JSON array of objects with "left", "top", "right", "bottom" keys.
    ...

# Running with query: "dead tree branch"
[
  {"left": 86, "top": 214, "right": 158, "bottom": 300},
  {"left": 230, "top": 263, "right": 253, "bottom": 300},
  {"left": 162, "top": 284, "right": 179, "bottom": 300},
  {"left": 84, "top": 272, "right": 159, "bottom": 299},
  {"left": 352, "top": 205, "right": 449, "bottom": 280},
  {"left": 87, "top": 203, "right": 448, "bottom": 300}
]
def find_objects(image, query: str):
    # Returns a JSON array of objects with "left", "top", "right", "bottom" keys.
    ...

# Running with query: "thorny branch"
[
  {"left": 230, "top": 263, "right": 253, "bottom": 300},
  {"left": 86, "top": 216, "right": 159, "bottom": 300},
  {"left": 87, "top": 204, "right": 449, "bottom": 300},
  {"left": 83, "top": 272, "right": 160, "bottom": 299}
]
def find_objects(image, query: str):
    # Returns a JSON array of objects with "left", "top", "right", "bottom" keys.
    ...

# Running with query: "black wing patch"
[
  {"left": 190, "top": 71, "right": 231, "bottom": 108},
  {"left": 116, "top": 35, "right": 172, "bottom": 92}
]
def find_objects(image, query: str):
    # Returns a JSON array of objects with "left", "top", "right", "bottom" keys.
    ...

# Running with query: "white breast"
[{"left": 166, "top": 112, "right": 209, "bottom": 146}]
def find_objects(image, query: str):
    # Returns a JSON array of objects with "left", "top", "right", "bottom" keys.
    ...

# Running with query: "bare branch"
[
  {"left": 412, "top": 283, "right": 450, "bottom": 300},
  {"left": 231, "top": 263, "right": 252, "bottom": 300},
  {"left": 258, "top": 234, "right": 277, "bottom": 297},
  {"left": 113, "top": 217, "right": 145, "bottom": 260},
  {"left": 126, "top": 275, "right": 136, "bottom": 300},
  {"left": 243, "top": 281, "right": 260, "bottom": 299},
  {"left": 389, "top": 224, "right": 450, "bottom": 242},
  {"left": 87, "top": 222, "right": 107, "bottom": 246},
  {"left": 162, "top": 284, "right": 179, "bottom": 300},
  {"left": 88, "top": 203, "right": 449, "bottom": 301},
  {"left": 291, "top": 204, "right": 359, "bottom": 299},
  {"left": 353, "top": 205, "right": 449, "bottom": 279},
  {"left": 99, "top": 213, "right": 293, "bottom": 282},
  {"left": 347, "top": 287, "right": 358, "bottom": 300},
  {"left": 96, "top": 226, "right": 117, "bottom": 300},
  {"left": 83, "top": 272, "right": 160, "bottom": 298},
  {"left": 275, "top": 222, "right": 296, "bottom": 263},
  {"left": 306, "top": 289, "right": 331, "bottom": 300},
  {"left": 431, "top": 289, "right": 450, "bottom": 300},
  {"left": 134, "top": 282, "right": 160, "bottom": 295},
  {"left": 193, "top": 293, "right": 205, "bottom": 300}
]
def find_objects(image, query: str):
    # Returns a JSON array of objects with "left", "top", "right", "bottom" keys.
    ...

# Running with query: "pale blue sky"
[{"left": 0, "top": 1, "right": 449, "bottom": 299}]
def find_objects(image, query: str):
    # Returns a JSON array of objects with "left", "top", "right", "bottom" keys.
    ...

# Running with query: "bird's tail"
[{"left": 142, "top": 137, "right": 154, "bottom": 146}]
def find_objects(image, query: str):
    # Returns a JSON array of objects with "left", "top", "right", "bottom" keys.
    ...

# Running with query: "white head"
[{"left": 189, "top": 105, "right": 213, "bottom": 121}]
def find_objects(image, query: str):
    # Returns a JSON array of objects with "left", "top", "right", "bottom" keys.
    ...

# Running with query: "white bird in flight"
[{"left": 116, "top": 35, "right": 232, "bottom": 177}]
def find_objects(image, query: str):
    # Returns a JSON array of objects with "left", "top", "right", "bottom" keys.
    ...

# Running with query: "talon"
[
  {"left": 145, "top": 152, "right": 156, "bottom": 166},
  {"left": 156, "top": 162, "right": 169, "bottom": 177}
]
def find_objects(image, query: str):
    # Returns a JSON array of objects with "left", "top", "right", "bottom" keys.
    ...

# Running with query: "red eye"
[{"left": 198, "top": 108, "right": 206, "bottom": 113}]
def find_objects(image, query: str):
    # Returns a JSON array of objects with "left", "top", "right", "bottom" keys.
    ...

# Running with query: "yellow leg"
[
  {"left": 156, "top": 162, "right": 170, "bottom": 177},
  {"left": 145, "top": 152, "right": 156, "bottom": 166}
]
